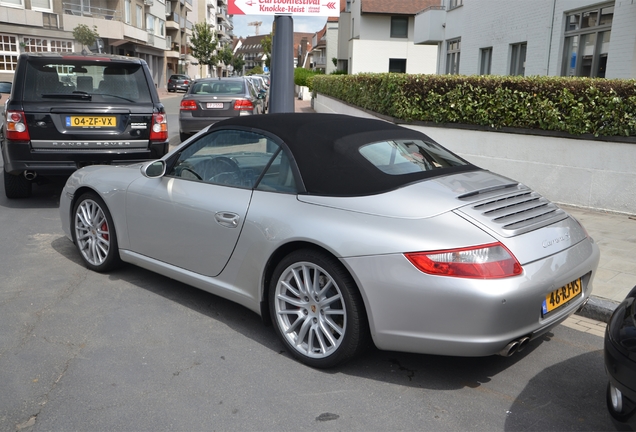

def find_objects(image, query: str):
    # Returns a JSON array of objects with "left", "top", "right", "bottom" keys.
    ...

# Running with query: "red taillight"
[
  {"left": 5, "top": 110, "right": 30, "bottom": 141},
  {"left": 180, "top": 99, "right": 197, "bottom": 111},
  {"left": 149, "top": 112, "right": 168, "bottom": 142},
  {"left": 404, "top": 242, "right": 522, "bottom": 279},
  {"left": 183, "top": 80, "right": 189, "bottom": 85},
  {"left": 234, "top": 99, "right": 254, "bottom": 111}
]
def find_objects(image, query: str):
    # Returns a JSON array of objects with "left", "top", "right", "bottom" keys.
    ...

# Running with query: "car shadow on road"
[
  {"left": 51, "top": 234, "right": 556, "bottom": 390},
  {"left": 0, "top": 176, "right": 66, "bottom": 209},
  {"left": 504, "top": 350, "right": 614, "bottom": 430}
]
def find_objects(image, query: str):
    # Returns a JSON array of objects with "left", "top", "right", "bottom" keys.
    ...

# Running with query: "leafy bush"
[
  {"left": 246, "top": 66, "right": 264, "bottom": 75},
  {"left": 294, "top": 68, "right": 323, "bottom": 92},
  {"left": 312, "top": 73, "right": 636, "bottom": 137}
]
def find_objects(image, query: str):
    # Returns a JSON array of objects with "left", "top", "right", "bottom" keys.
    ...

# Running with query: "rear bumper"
[
  {"left": 343, "top": 237, "right": 600, "bottom": 357},
  {"left": 2, "top": 140, "right": 168, "bottom": 176}
]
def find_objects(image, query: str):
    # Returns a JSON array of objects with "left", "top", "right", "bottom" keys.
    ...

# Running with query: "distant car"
[
  {"left": 178, "top": 77, "right": 264, "bottom": 141},
  {"left": 246, "top": 75, "right": 269, "bottom": 112},
  {"left": 1, "top": 52, "right": 168, "bottom": 199},
  {"left": 605, "top": 285, "right": 636, "bottom": 424},
  {"left": 59, "top": 113, "right": 600, "bottom": 369},
  {"left": 167, "top": 74, "right": 191, "bottom": 92},
  {"left": 0, "top": 81, "right": 11, "bottom": 94}
]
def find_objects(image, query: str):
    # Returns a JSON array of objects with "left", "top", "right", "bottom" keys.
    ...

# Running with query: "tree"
[
  {"left": 218, "top": 44, "right": 234, "bottom": 70},
  {"left": 232, "top": 54, "right": 245, "bottom": 75},
  {"left": 73, "top": 24, "right": 99, "bottom": 51},
  {"left": 189, "top": 22, "right": 218, "bottom": 77},
  {"left": 261, "top": 34, "right": 272, "bottom": 69}
]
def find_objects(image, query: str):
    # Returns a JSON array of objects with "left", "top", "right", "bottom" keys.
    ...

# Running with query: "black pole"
[{"left": 269, "top": 15, "right": 294, "bottom": 113}]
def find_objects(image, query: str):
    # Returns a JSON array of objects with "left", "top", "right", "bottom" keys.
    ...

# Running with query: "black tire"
[
  {"left": 72, "top": 192, "right": 122, "bottom": 272},
  {"left": 168, "top": 89, "right": 175, "bottom": 93},
  {"left": 269, "top": 249, "right": 369, "bottom": 368},
  {"left": 179, "top": 132, "right": 191, "bottom": 142},
  {"left": 607, "top": 381, "right": 636, "bottom": 423},
  {"left": 3, "top": 169, "right": 32, "bottom": 199}
]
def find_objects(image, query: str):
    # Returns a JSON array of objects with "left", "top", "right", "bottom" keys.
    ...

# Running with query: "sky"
[{"left": 232, "top": 15, "right": 328, "bottom": 38}]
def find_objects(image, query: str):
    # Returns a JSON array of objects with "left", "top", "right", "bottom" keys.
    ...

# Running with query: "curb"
[{"left": 575, "top": 295, "right": 620, "bottom": 323}]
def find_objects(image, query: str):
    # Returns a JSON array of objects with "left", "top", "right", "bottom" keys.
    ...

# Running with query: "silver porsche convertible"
[{"left": 59, "top": 113, "right": 600, "bottom": 368}]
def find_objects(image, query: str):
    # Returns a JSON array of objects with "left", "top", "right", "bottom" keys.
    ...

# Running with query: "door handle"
[{"left": 215, "top": 211, "right": 240, "bottom": 228}]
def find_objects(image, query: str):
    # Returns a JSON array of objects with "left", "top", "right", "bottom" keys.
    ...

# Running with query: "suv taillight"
[
  {"left": 180, "top": 99, "right": 197, "bottom": 111},
  {"left": 5, "top": 110, "right": 30, "bottom": 141},
  {"left": 149, "top": 113, "right": 168, "bottom": 142},
  {"left": 234, "top": 99, "right": 254, "bottom": 111}
]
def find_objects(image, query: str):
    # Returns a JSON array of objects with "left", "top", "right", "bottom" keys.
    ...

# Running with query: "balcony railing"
[{"left": 62, "top": 2, "right": 120, "bottom": 20}]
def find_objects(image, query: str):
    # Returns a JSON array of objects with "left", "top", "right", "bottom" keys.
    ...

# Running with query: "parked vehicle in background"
[
  {"left": 167, "top": 74, "right": 191, "bottom": 92},
  {"left": 178, "top": 77, "right": 264, "bottom": 142},
  {"left": 605, "top": 285, "right": 636, "bottom": 425},
  {"left": 246, "top": 75, "right": 269, "bottom": 113},
  {"left": 255, "top": 74, "right": 270, "bottom": 87},
  {"left": 1, "top": 52, "right": 169, "bottom": 199}
]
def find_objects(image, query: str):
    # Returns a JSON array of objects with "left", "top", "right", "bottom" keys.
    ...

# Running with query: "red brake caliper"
[{"left": 101, "top": 222, "right": 109, "bottom": 241}]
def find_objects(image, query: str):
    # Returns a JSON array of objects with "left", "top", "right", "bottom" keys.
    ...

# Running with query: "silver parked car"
[
  {"left": 179, "top": 77, "right": 264, "bottom": 142},
  {"left": 59, "top": 114, "right": 600, "bottom": 368}
]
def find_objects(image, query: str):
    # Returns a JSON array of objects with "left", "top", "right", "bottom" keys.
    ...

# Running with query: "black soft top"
[{"left": 211, "top": 113, "right": 477, "bottom": 196}]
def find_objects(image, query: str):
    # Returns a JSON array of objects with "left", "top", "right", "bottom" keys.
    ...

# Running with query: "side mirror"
[{"left": 141, "top": 160, "right": 166, "bottom": 178}]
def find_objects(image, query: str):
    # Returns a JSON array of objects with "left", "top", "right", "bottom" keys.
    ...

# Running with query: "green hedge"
[
  {"left": 294, "top": 68, "right": 323, "bottom": 93},
  {"left": 312, "top": 73, "right": 636, "bottom": 137}
]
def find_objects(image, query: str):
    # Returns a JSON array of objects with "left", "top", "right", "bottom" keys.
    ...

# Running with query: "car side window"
[
  {"left": 167, "top": 129, "right": 280, "bottom": 189},
  {"left": 256, "top": 150, "right": 297, "bottom": 193}
]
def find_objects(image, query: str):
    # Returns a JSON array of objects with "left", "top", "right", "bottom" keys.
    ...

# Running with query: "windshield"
[{"left": 24, "top": 60, "right": 152, "bottom": 103}]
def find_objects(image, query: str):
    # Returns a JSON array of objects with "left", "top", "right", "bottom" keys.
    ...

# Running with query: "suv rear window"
[{"left": 24, "top": 60, "right": 152, "bottom": 103}]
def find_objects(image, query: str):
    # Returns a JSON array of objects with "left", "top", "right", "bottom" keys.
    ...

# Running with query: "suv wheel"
[{"left": 3, "top": 170, "right": 32, "bottom": 198}]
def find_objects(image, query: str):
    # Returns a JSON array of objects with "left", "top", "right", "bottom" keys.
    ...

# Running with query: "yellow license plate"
[
  {"left": 542, "top": 278, "right": 582, "bottom": 315},
  {"left": 67, "top": 116, "right": 117, "bottom": 128}
]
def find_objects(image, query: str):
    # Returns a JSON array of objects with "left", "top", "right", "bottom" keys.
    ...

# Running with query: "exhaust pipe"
[
  {"left": 498, "top": 340, "right": 520, "bottom": 357},
  {"left": 498, "top": 336, "right": 531, "bottom": 357},
  {"left": 23, "top": 171, "right": 37, "bottom": 181}
]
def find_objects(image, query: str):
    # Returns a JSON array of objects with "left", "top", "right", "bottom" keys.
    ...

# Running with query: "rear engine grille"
[{"left": 455, "top": 185, "right": 568, "bottom": 237}]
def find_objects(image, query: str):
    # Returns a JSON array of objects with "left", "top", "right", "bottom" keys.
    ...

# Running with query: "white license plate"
[{"left": 207, "top": 103, "right": 223, "bottom": 109}]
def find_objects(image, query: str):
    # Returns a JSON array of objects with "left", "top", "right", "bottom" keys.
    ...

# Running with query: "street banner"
[{"left": 228, "top": 0, "right": 339, "bottom": 17}]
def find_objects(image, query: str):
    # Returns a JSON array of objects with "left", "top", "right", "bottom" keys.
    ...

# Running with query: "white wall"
[{"left": 314, "top": 94, "right": 636, "bottom": 215}]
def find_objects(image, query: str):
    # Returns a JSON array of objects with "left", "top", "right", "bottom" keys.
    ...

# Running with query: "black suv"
[{"left": 1, "top": 52, "right": 169, "bottom": 198}]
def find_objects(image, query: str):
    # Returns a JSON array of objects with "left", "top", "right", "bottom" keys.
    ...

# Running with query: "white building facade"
[
  {"left": 416, "top": 0, "right": 636, "bottom": 79},
  {"left": 340, "top": 0, "right": 438, "bottom": 75}
]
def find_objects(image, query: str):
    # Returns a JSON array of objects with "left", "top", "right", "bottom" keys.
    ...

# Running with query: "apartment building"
[
  {"left": 416, "top": 0, "right": 636, "bottom": 79},
  {"left": 0, "top": 0, "right": 238, "bottom": 87}
]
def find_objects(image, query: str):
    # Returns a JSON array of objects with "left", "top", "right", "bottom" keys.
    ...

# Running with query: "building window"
[
  {"left": 0, "top": 34, "right": 18, "bottom": 71},
  {"left": 0, "top": 0, "right": 24, "bottom": 7},
  {"left": 446, "top": 38, "right": 460, "bottom": 74},
  {"left": 390, "top": 16, "right": 408, "bottom": 38},
  {"left": 136, "top": 5, "right": 143, "bottom": 28},
  {"left": 42, "top": 12, "right": 58, "bottom": 29},
  {"left": 146, "top": 14, "right": 155, "bottom": 32},
  {"left": 480, "top": 47, "right": 492, "bottom": 75},
  {"left": 389, "top": 58, "right": 406, "bottom": 73},
  {"left": 510, "top": 42, "right": 526, "bottom": 76},
  {"left": 30, "top": 0, "right": 52, "bottom": 11},
  {"left": 562, "top": 3, "right": 612, "bottom": 78},
  {"left": 449, "top": 0, "right": 462, "bottom": 10},
  {"left": 23, "top": 38, "right": 73, "bottom": 52},
  {"left": 125, "top": 0, "right": 131, "bottom": 24}
]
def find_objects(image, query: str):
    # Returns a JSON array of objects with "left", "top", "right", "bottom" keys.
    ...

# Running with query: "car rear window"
[
  {"left": 359, "top": 139, "right": 467, "bottom": 175},
  {"left": 191, "top": 81, "right": 245, "bottom": 95},
  {"left": 23, "top": 60, "right": 152, "bottom": 103}
]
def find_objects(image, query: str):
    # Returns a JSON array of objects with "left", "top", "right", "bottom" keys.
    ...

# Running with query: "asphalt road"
[{"left": 0, "top": 102, "right": 619, "bottom": 431}]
